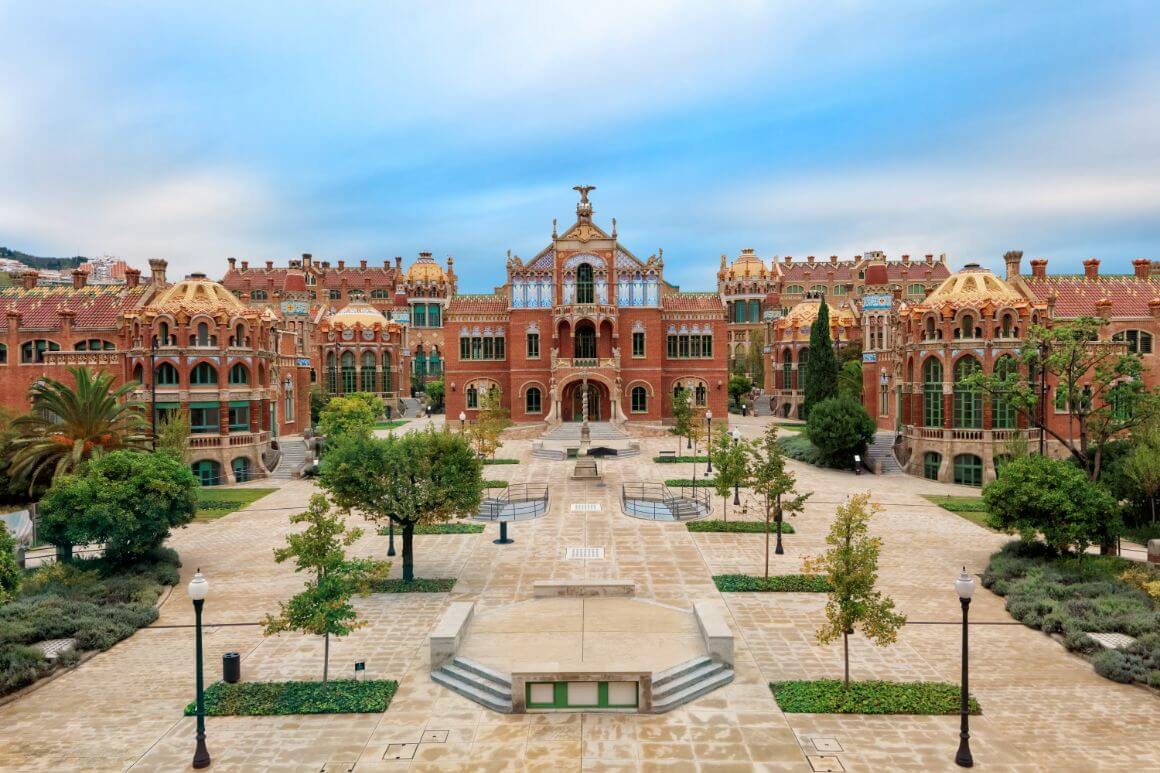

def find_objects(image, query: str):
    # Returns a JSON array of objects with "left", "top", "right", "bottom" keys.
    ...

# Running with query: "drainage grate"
[
  {"left": 565, "top": 547, "right": 605, "bottom": 560},
  {"left": 570, "top": 503, "right": 601, "bottom": 512}
]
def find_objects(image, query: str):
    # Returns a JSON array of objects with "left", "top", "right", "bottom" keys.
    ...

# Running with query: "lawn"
[
  {"left": 374, "top": 420, "right": 408, "bottom": 430},
  {"left": 378, "top": 523, "right": 484, "bottom": 535},
  {"left": 923, "top": 495, "right": 993, "bottom": 530},
  {"left": 653, "top": 455, "right": 710, "bottom": 464},
  {"left": 187, "top": 679, "right": 397, "bottom": 716},
  {"left": 688, "top": 520, "right": 795, "bottom": 534},
  {"left": 370, "top": 578, "right": 457, "bottom": 593},
  {"left": 195, "top": 487, "right": 278, "bottom": 520}
]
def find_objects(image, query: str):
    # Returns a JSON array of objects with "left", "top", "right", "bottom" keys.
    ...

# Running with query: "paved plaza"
[{"left": 1, "top": 415, "right": 1157, "bottom": 771}]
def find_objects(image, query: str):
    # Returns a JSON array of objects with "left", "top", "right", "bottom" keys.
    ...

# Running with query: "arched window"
[
  {"left": 694, "top": 383, "right": 707, "bottom": 406},
  {"left": 233, "top": 324, "right": 246, "bottom": 347},
  {"left": 428, "top": 348, "right": 441, "bottom": 376},
  {"left": 466, "top": 385, "right": 479, "bottom": 409},
  {"left": 908, "top": 283, "right": 926, "bottom": 296},
  {"left": 340, "top": 351, "right": 356, "bottom": 393},
  {"left": 922, "top": 357, "right": 943, "bottom": 427},
  {"left": 992, "top": 356, "right": 1018, "bottom": 429},
  {"left": 132, "top": 363, "right": 143, "bottom": 382},
  {"left": 954, "top": 454, "right": 983, "bottom": 487},
  {"left": 782, "top": 350, "right": 793, "bottom": 390},
  {"left": 371, "top": 288, "right": 390, "bottom": 299},
  {"left": 195, "top": 322, "right": 211, "bottom": 346},
  {"left": 925, "top": 317, "right": 936, "bottom": 341},
  {"left": 631, "top": 386, "right": 648, "bottom": 413},
  {"left": 923, "top": 451, "right": 941, "bottom": 480},
  {"left": 329, "top": 289, "right": 342, "bottom": 301},
  {"left": 231, "top": 457, "right": 252, "bottom": 483},
  {"left": 251, "top": 290, "right": 268, "bottom": 301},
  {"left": 953, "top": 357, "right": 982, "bottom": 428},
  {"left": 20, "top": 339, "right": 59, "bottom": 363},
  {"left": 191, "top": 460, "right": 221, "bottom": 486},
  {"left": 361, "top": 351, "right": 377, "bottom": 392},
  {"left": 525, "top": 387, "right": 542, "bottom": 414},
  {"left": 228, "top": 363, "right": 249, "bottom": 385},
  {"left": 576, "top": 263, "right": 595, "bottom": 304},
  {"left": 75, "top": 339, "right": 115, "bottom": 351},
  {"left": 156, "top": 362, "right": 179, "bottom": 385},
  {"left": 575, "top": 323, "right": 596, "bottom": 360},
  {"left": 325, "top": 351, "right": 337, "bottom": 394},
  {"left": 955, "top": 314, "right": 975, "bottom": 340},
  {"left": 190, "top": 362, "right": 218, "bottom": 385},
  {"left": 414, "top": 346, "right": 428, "bottom": 378},
  {"left": 1112, "top": 329, "right": 1154, "bottom": 355},
  {"left": 999, "top": 313, "right": 1015, "bottom": 338},
  {"left": 158, "top": 321, "right": 170, "bottom": 345},
  {"left": 785, "top": 285, "right": 803, "bottom": 294},
  {"left": 381, "top": 351, "right": 392, "bottom": 393}
]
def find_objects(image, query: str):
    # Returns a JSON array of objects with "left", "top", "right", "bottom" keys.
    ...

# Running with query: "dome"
[
  {"left": 727, "top": 249, "right": 767, "bottom": 279},
  {"left": 407, "top": 252, "right": 446, "bottom": 283},
  {"left": 329, "top": 302, "right": 387, "bottom": 328},
  {"left": 781, "top": 298, "right": 856, "bottom": 329},
  {"left": 149, "top": 274, "right": 245, "bottom": 315},
  {"left": 923, "top": 264, "right": 1023, "bottom": 306}
]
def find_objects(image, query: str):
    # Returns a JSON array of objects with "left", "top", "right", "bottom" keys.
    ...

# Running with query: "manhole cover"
[
  {"left": 570, "top": 503, "right": 601, "bottom": 512},
  {"left": 1086, "top": 632, "right": 1136, "bottom": 649},
  {"left": 813, "top": 738, "right": 843, "bottom": 753},
  {"left": 808, "top": 756, "right": 844, "bottom": 772},
  {"left": 565, "top": 547, "right": 605, "bottom": 560},
  {"left": 421, "top": 730, "right": 448, "bottom": 743},
  {"left": 383, "top": 743, "right": 417, "bottom": 760}
]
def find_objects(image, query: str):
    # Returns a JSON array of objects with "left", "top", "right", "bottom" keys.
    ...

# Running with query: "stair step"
[
  {"left": 431, "top": 670, "right": 513, "bottom": 713},
  {"left": 653, "top": 662, "right": 727, "bottom": 699},
  {"left": 652, "top": 668, "right": 734, "bottom": 713},
  {"left": 438, "top": 664, "right": 511, "bottom": 699},
  {"left": 451, "top": 656, "right": 513, "bottom": 688},
  {"left": 653, "top": 656, "right": 713, "bottom": 688}
]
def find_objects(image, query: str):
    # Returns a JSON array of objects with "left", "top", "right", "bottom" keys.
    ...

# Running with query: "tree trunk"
[
  {"left": 843, "top": 631, "right": 850, "bottom": 688},
  {"left": 402, "top": 523, "right": 415, "bottom": 582},
  {"left": 323, "top": 632, "right": 330, "bottom": 684},
  {"left": 55, "top": 542, "right": 73, "bottom": 564},
  {"left": 764, "top": 517, "right": 771, "bottom": 579},
  {"left": 1151, "top": 496, "right": 1156, "bottom": 526}
]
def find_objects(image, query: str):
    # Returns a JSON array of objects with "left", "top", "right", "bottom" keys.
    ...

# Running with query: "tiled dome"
[
  {"left": 329, "top": 302, "right": 387, "bottom": 328},
  {"left": 924, "top": 264, "right": 1023, "bottom": 306},
  {"left": 407, "top": 253, "right": 446, "bottom": 282},
  {"left": 149, "top": 274, "right": 245, "bottom": 314}
]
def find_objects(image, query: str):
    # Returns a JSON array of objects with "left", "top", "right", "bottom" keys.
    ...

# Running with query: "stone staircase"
[
  {"left": 543, "top": 422, "right": 628, "bottom": 443},
  {"left": 430, "top": 656, "right": 513, "bottom": 713},
  {"left": 532, "top": 448, "right": 566, "bottom": 460},
  {"left": 865, "top": 431, "right": 903, "bottom": 474},
  {"left": 271, "top": 436, "right": 308, "bottom": 480},
  {"left": 397, "top": 396, "right": 424, "bottom": 417},
  {"left": 651, "top": 656, "right": 734, "bottom": 713},
  {"left": 748, "top": 396, "right": 773, "bottom": 417}
]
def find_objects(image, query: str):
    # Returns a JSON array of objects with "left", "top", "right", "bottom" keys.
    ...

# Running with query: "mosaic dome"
[
  {"left": 149, "top": 274, "right": 245, "bottom": 315},
  {"left": 329, "top": 302, "right": 387, "bottom": 327},
  {"left": 726, "top": 249, "right": 768, "bottom": 279},
  {"left": 924, "top": 264, "right": 1023, "bottom": 306},
  {"left": 781, "top": 298, "right": 856, "bottom": 328},
  {"left": 407, "top": 253, "right": 446, "bottom": 282}
]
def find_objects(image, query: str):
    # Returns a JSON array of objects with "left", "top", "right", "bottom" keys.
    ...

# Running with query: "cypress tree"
[{"left": 803, "top": 296, "right": 839, "bottom": 418}]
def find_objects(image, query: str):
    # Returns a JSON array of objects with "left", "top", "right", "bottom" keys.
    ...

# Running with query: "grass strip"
[{"left": 688, "top": 520, "right": 795, "bottom": 534}]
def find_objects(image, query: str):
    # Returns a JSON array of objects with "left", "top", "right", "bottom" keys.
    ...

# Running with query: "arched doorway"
[{"left": 563, "top": 380, "right": 609, "bottom": 422}]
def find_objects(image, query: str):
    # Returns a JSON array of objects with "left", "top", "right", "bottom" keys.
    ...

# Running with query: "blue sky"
[{"left": 1, "top": 1, "right": 1157, "bottom": 292}]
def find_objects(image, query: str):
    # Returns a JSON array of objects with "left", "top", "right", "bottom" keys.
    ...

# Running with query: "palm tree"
[{"left": 8, "top": 367, "right": 149, "bottom": 486}]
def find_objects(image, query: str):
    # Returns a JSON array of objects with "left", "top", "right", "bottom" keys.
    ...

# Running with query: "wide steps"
[
  {"left": 532, "top": 449, "right": 566, "bottom": 460},
  {"left": 651, "top": 657, "right": 734, "bottom": 713},
  {"left": 865, "top": 432, "right": 903, "bottom": 474},
  {"left": 431, "top": 656, "right": 512, "bottom": 713}
]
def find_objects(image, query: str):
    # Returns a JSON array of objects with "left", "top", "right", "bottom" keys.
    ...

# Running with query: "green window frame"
[
  {"left": 923, "top": 451, "right": 941, "bottom": 480},
  {"left": 785, "top": 285, "right": 803, "bottom": 294},
  {"left": 632, "top": 331, "right": 645, "bottom": 357},
  {"left": 922, "top": 357, "right": 943, "bottom": 427},
  {"left": 953, "top": 357, "right": 982, "bottom": 429},
  {"left": 466, "top": 386, "right": 478, "bottom": 409},
  {"left": 228, "top": 402, "right": 250, "bottom": 432},
  {"left": 666, "top": 335, "right": 677, "bottom": 358},
  {"left": 191, "top": 362, "right": 218, "bottom": 385},
  {"left": 191, "top": 460, "right": 221, "bottom": 486},
  {"left": 525, "top": 681, "right": 638, "bottom": 709},
  {"left": 190, "top": 403, "right": 220, "bottom": 434},
  {"left": 954, "top": 454, "right": 983, "bottom": 487},
  {"left": 427, "top": 303, "right": 441, "bottom": 327},
  {"left": 991, "top": 356, "right": 1017, "bottom": 429},
  {"left": 231, "top": 457, "right": 251, "bottom": 483},
  {"left": 525, "top": 387, "right": 542, "bottom": 414},
  {"left": 527, "top": 332, "right": 540, "bottom": 358},
  {"left": 631, "top": 386, "right": 647, "bottom": 413},
  {"left": 412, "top": 304, "right": 427, "bottom": 327},
  {"left": 576, "top": 264, "right": 595, "bottom": 304},
  {"left": 156, "top": 362, "right": 180, "bottom": 385},
  {"left": 228, "top": 363, "right": 249, "bottom": 385},
  {"left": 21, "top": 339, "right": 60, "bottom": 363}
]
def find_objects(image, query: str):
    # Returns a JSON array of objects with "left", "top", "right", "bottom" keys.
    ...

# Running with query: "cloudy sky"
[{"left": 1, "top": 1, "right": 1157, "bottom": 292}]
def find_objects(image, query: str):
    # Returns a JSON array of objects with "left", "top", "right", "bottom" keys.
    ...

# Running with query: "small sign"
[
  {"left": 393, "top": 311, "right": 410, "bottom": 325},
  {"left": 295, "top": 357, "right": 311, "bottom": 367},
  {"left": 862, "top": 352, "right": 877, "bottom": 362},
  {"left": 354, "top": 660, "right": 366, "bottom": 680},
  {"left": 401, "top": 348, "right": 411, "bottom": 357},
  {"left": 862, "top": 294, "right": 893, "bottom": 310}
]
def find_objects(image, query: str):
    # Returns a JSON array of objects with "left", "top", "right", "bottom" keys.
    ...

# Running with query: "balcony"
[
  {"left": 43, "top": 350, "right": 122, "bottom": 367},
  {"left": 553, "top": 357, "right": 618, "bottom": 370},
  {"left": 907, "top": 428, "right": 1033, "bottom": 444},
  {"left": 189, "top": 431, "right": 270, "bottom": 449}
]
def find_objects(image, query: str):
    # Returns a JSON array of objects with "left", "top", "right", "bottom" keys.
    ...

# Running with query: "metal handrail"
[
  {"left": 476, "top": 483, "right": 550, "bottom": 521},
  {"left": 620, "top": 482, "right": 711, "bottom": 521}
]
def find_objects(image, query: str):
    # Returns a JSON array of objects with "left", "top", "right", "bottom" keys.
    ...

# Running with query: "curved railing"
[
  {"left": 621, "top": 482, "right": 711, "bottom": 521},
  {"left": 476, "top": 483, "right": 550, "bottom": 522}
]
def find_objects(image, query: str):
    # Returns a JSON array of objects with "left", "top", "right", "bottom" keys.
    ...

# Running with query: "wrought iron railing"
[
  {"left": 620, "top": 482, "right": 711, "bottom": 521},
  {"left": 476, "top": 483, "right": 550, "bottom": 521}
]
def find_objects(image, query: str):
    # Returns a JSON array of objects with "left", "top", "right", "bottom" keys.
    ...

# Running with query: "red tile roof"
[
  {"left": 779, "top": 259, "right": 951, "bottom": 283},
  {"left": 448, "top": 294, "right": 508, "bottom": 315},
  {"left": 221, "top": 266, "right": 399, "bottom": 292},
  {"left": 0, "top": 285, "right": 149, "bottom": 331},
  {"left": 663, "top": 292, "right": 725, "bottom": 312},
  {"left": 1023, "top": 275, "right": 1160, "bottom": 318}
]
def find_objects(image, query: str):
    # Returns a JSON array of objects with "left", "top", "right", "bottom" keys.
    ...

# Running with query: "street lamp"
[
  {"left": 774, "top": 493, "right": 785, "bottom": 555},
  {"left": 386, "top": 520, "right": 396, "bottom": 557},
  {"left": 149, "top": 337, "right": 159, "bottom": 449},
  {"left": 686, "top": 391, "right": 694, "bottom": 449},
  {"left": 459, "top": 410, "right": 466, "bottom": 433},
  {"left": 955, "top": 567, "right": 975, "bottom": 768},
  {"left": 731, "top": 430, "right": 742, "bottom": 505},
  {"left": 705, "top": 410, "right": 713, "bottom": 474},
  {"left": 187, "top": 569, "right": 211, "bottom": 769}
]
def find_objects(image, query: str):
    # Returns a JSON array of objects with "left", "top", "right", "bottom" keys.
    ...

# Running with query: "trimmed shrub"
[
  {"left": 771, "top": 680, "right": 980, "bottom": 715},
  {"left": 187, "top": 679, "right": 398, "bottom": 716},
  {"left": 805, "top": 396, "right": 875, "bottom": 469}
]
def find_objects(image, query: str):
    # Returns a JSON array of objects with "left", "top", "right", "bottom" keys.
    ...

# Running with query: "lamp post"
[
  {"left": 955, "top": 567, "right": 975, "bottom": 768},
  {"left": 686, "top": 391, "right": 693, "bottom": 449},
  {"left": 149, "top": 337, "right": 159, "bottom": 449},
  {"left": 731, "top": 429, "right": 742, "bottom": 505},
  {"left": 705, "top": 410, "right": 713, "bottom": 474},
  {"left": 459, "top": 410, "right": 466, "bottom": 433},
  {"left": 187, "top": 570, "right": 211, "bottom": 769},
  {"left": 774, "top": 494, "right": 785, "bottom": 555},
  {"left": 1038, "top": 340, "right": 1048, "bottom": 456}
]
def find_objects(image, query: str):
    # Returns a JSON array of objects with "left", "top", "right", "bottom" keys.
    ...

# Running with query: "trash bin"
[{"left": 222, "top": 652, "right": 241, "bottom": 683}]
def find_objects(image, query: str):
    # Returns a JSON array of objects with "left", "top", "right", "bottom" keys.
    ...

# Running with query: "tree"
[
  {"left": 669, "top": 387, "right": 693, "bottom": 455},
  {"left": 262, "top": 494, "right": 388, "bottom": 683},
  {"left": 346, "top": 392, "right": 385, "bottom": 420},
  {"left": 468, "top": 387, "right": 508, "bottom": 458},
  {"left": 156, "top": 409, "right": 191, "bottom": 460},
  {"left": 711, "top": 429, "right": 750, "bottom": 521},
  {"left": 983, "top": 454, "right": 1122, "bottom": 556},
  {"left": 806, "top": 396, "right": 876, "bottom": 469},
  {"left": 9, "top": 367, "right": 148, "bottom": 487},
  {"left": 424, "top": 379, "right": 445, "bottom": 411},
  {"left": 803, "top": 297, "right": 839, "bottom": 418},
  {"left": 749, "top": 425, "right": 810, "bottom": 577},
  {"left": 746, "top": 328, "right": 766, "bottom": 387},
  {"left": 728, "top": 373, "right": 753, "bottom": 410},
  {"left": 0, "top": 407, "right": 46, "bottom": 506},
  {"left": 0, "top": 524, "right": 21, "bottom": 604},
  {"left": 962, "top": 317, "right": 1160, "bottom": 482},
  {"left": 320, "top": 428, "right": 484, "bottom": 582},
  {"left": 37, "top": 450, "right": 199, "bottom": 564},
  {"left": 837, "top": 360, "right": 863, "bottom": 401},
  {"left": 309, "top": 387, "right": 328, "bottom": 425},
  {"left": 1122, "top": 442, "right": 1160, "bottom": 526},
  {"left": 804, "top": 493, "right": 906, "bottom": 687},
  {"left": 317, "top": 396, "right": 377, "bottom": 440}
]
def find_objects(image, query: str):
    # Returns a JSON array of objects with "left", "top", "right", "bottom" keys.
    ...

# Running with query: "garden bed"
[
  {"left": 689, "top": 520, "right": 795, "bottom": 534},
  {"left": 186, "top": 679, "right": 397, "bottom": 716},
  {"left": 923, "top": 495, "right": 993, "bottom": 530},
  {"left": 370, "top": 578, "right": 456, "bottom": 593},
  {"left": 195, "top": 488, "right": 278, "bottom": 521},
  {"left": 714, "top": 574, "right": 827, "bottom": 592},
  {"left": 379, "top": 523, "right": 483, "bottom": 535},
  {"left": 771, "top": 680, "right": 980, "bottom": 715},
  {"left": 983, "top": 540, "right": 1160, "bottom": 687},
  {"left": 482, "top": 459, "right": 519, "bottom": 465},
  {"left": 664, "top": 478, "right": 717, "bottom": 488},
  {"left": 653, "top": 455, "right": 710, "bottom": 464}
]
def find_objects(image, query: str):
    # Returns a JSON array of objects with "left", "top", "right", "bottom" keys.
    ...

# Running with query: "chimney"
[
  {"left": 124, "top": 268, "right": 141, "bottom": 289},
  {"left": 1149, "top": 298, "right": 1160, "bottom": 319},
  {"left": 265, "top": 260, "right": 274, "bottom": 270},
  {"left": 1095, "top": 297, "right": 1113, "bottom": 319},
  {"left": 939, "top": 253, "right": 947, "bottom": 263},
  {"left": 359, "top": 259, "right": 367, "bottom": 269},
  {"left": 71, "top": 269, "right": 87, "bottom": 289},
  {"left": 337, "top": 260, "right": 345, "bottom": 269},
  {"left": 784, "top": 256, "right": 793, "bottom": 264},
  {"left": 1004, "top": 250, "right": 1023, "bottom": 279},
  {"left": 901, "top": 254, "right": 910, "bottom": 264},
  {"left": 395, "top": 256, "right": 403, "bottom": 270},
  {"left": 925, "top": 254, "right": 934, "bottom": 264},
  {"left": 1083, "top": 258, "right": 1100, "bottom": 280},
  {"left": 322, "top": 261, "right": 330, "bottom": 268},
  {"left": 1030, "top": 258, "right": 1048, "bottom": 279},
  {"left": 302, "top": 253, "right": 313, "bottom": 267},
  {"left": 829, "top": 254, "right": 838, "bottom": 264},
  {"left": 1133, "top": 259, "right": 1151, "bottom": 280},
  {"left": 807, "top": 255, "right": 815, "bottom": 264},
  {"left": 228, "top": 257, "right": 236, "bottom": 270},
  {"left": 21, "top": 271, "right": 38, "bottom": 290},
  {"left": 241, "top": 260, "right": 249, "bottom": 270},
  {"left": 149, "top": 259, "right": 168, "bottom": 287}
]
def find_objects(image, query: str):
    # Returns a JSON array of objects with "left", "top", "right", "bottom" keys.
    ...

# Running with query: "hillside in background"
[{"left": 0, "top": 247, "right": 87, "bottom": 270}]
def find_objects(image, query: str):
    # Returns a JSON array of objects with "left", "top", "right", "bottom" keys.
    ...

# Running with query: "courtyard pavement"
[{"left": 0, "top": 415, "right": 1157, "bottom": 771}]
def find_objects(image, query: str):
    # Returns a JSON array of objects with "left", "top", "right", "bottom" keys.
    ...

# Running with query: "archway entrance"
[{"left": 563, "top": 381, "right": 609, "bottom": 422}]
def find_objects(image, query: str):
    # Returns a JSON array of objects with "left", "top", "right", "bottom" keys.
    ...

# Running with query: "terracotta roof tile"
[
  {"left": 0, "top": 285, "right": 148, "bottom": 331},
  {"left": 220, "top": 266, "right": 399, "bottom": 291},
  {"left": 662, "top": 292, "right": 725, "bottom": 312},
  {"left": 448, "top": 294, "right": 508, "bottom": 315},
  {"left": 1023, "top": 275, "right": 1160, "bottom": 318},
  {"left": 779, "top": 260, "right": 951, "bottom": 282}
]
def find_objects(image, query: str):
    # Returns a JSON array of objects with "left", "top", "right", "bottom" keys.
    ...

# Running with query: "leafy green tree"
[
  {"left": 711, "top": 429, "right": 750, "bottom": 521},
  {"left": 746, "top": 328, "right": 766, "bottom": 387},
  {"left": 317, "top": 396, "right": 377, "bottom": 440},
  {"left": 346, "top": 392, "right": 385, "bottom": 420},
  {"left": 309, "top": 387, "right": 328, "bottom": 425},
  {"left": 806, "top": 396, "right": 876, "bottom": 469},
  {"left": 962, "top": 317, "right": 1160, "bottom": 482},
  {"left": 804, "top": 492, "right": 906, "bottom": 687},
  {"left": 320, "top": 428, "right": 484, "bottom": 582},
  {"left": 424, "top": 379, "right": 445, "bottom": 411},
  {"left": 0, "top": 407, "right": 46, "bottom": 505},
  {"left": 38, "top": 450, "right": 199, "bottom": 564},
  {"left": 728, "top": 373, "right": 753, "bottom": 410},
  {"left": 468, "top": 387, "right": 509, "bottom": 458},
  {"left": 837, "top": 360, "right": 863, "bottom": 401},
  {"left": 803, "top": 297, "right": 839, "bottom": 418},
  {"left": 749, "top": 425, "right": 810, "bottom": 577},
  {"left": 669, "top": 387, "right": 693, "bottom": 455},
  {"left": 9, "top": 367, "right": 148, "bottom": 487},
  {"left": 1122, "top": 441, "right": 1160, "bottom": 527},
  {"left": 983, "top": 454, "right": 1122, "bottom": 556},
  {"left": 262, "top": 494, "right": 388, "bottom": 683},
  {"left": 156, "top": 409, "right": 191, "bottom": 460},
  {"left": 0, "top": 524, "right": 21, "bottom": 604}
]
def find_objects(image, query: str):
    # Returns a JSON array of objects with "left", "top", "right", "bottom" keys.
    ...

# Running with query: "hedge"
[
  {"left": 186, "top": 679, "right": 398, "bottom": 716},
  {"left": 688, "top": 520, "right": 795, "bottom": 534},
  {"left": 377, "top": 523, "right": 483, "bottom": 535},
  {"left": 714, "top": 574, "right": 828, "bottom": 592},
  {"left": 653, "top": 456, "right": 710, "bottom": 464},
  {"left": 664, "top": 478, "right": 717, "bottom": 488},
  {"left": 482, "top": 459, "right": 520, "bottom": 465},
  {"left": 369, "top": 578, "right": 456, "bottom": 593},
  {"left": 772, "top": 680, "right": 981, "bottom": 715}
]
